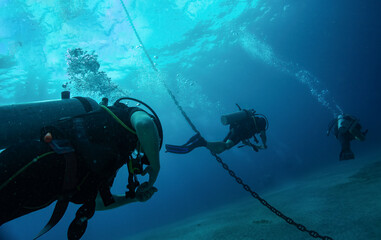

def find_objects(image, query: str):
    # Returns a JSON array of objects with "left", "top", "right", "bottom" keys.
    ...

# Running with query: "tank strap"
[
  {"left": 45, "top": 137, "right": 78, "bottom": 192},
  {"left": 74, "top": 97, "right": 94, "bottom": 112}
]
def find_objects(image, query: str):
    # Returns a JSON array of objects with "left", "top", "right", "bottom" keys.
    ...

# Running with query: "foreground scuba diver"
[
  {"left": 166, "top": 105, "right": 268, "bottom": 154},
  {"left": 0, "top": 96, "right": 163, "bottom": 239},
  {"left": 327, "top": 114, "right": 367, "bottom": 160}
]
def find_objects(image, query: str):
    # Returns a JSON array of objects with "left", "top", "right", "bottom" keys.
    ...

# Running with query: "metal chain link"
[{"left": 212, "top": 152, "right": 334, "bottom": 240}]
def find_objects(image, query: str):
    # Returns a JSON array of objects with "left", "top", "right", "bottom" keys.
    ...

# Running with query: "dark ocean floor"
[{"left": 124, "top": 151, "right": 381, "bottom": 240}]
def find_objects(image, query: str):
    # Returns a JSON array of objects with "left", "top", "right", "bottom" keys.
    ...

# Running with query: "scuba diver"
[
  {"left": 166, "top": 104, "right": 268, "bottom": 154},
  {"left": 327, "top": 114, "right": 367, "bottom": 160},
  {"left": 0, "top": 93, "right": 163, "bottom": 240}
]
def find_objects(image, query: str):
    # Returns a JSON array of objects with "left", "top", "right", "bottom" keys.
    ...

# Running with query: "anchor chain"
[
  {"left": 119, "top": 2, "right": 334, "bottom": 239},
  {"left": 212, "top": 152, "right": 333, "bottom": 240}
]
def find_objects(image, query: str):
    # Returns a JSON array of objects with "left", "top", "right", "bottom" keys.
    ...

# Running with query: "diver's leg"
[
  {"left": 338, "top": 133, "right": 354, "bottom": 160},
  {"left": 206, "top": 141, "right": 229, "bottom": 154}
]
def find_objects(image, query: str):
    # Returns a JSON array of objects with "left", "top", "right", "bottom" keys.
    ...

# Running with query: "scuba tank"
[
  {"left": 337, "top": 114, "right": 353, "bottom": 134},
  {"left": 221, "top": 109, "right": 258, "bottom": 125},
  {"left": 221, "top": 104, "right": 269, "bottom": 129},
  {"left": 221, "top": 103, "right": 253, "bottom": 126},
  {"left": 221, "top": 110, "right": 251, "bottom": 125},
  {"left": 337, "top": 115, "right": 350, "bottom": 132},
  {"left": 0, "top": 91, "right": 100, "bottom": 149}
]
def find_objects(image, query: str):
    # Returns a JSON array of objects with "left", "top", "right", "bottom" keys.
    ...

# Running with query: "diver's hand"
[
  {"left": 258, "top": 144, "right": 267, "bottom": 149},
  {"left": 140, "top": 165, "right": 159, "bottom": 191},
  {"left": 256, "top": 145, "right": 267, "bottom": 150},
  {"left": 136, "top": 182, "right": 158, "bottom": 202}
]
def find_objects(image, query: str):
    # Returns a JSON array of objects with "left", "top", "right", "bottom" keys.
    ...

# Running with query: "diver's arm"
[
  {"left": 225, "top": 139, "right": 236, "bottom": 149},
  {"left": 130, "top": 111, "right": 160, "bottom": 190},
  {"left": 327, "top": 119, "right": 337, "bottom": 136},
  {"left": 95, "top": 184, "right": 158, "bottom": 211},
  {"left": 260, "top": 130, "right": 267, "bottom": 149},
  {"left": 95, "top": 194, "right": 137, "bottom": 211}
]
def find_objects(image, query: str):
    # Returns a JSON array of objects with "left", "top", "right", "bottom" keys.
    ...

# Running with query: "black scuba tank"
[
  {"left": 221, "top": 110, "right": 251, "bottom": 126},
  {"left": 0, "top": 91, "right": 100, "bottom": 149}
]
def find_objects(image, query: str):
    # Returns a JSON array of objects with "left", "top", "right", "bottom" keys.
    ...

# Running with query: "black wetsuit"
[
  {"left": 224, "top": 116, "right": 266, "bottom": 145},
  {"left": 0, "top": 106, "right": 141, "bottom": 225}
]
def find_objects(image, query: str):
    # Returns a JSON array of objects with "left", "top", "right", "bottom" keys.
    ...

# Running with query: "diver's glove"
[
  {"left": 135, "top": 182, "right": 158, "bottom": 202},
  {"left": 256, "top": 144, "right": 267, "bottom": 150}
]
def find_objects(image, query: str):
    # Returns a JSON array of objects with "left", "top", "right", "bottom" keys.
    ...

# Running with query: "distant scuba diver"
[
  {"left": 166, "top": 104, "right": 268, "bottom": 154},
  {"left": 327, "top": 114, "right": 367, "bottom": 160},
  {"left": 0, "top": 92, "right": 163, "bottom": 240}
]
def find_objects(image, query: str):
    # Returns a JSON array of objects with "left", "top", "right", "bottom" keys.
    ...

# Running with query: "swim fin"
[
  {"left": 165, "top": 133, "right": 207, "bottom": 154},
  {"left": 340, "top": 151, "right": 355, "bottom": 161},
  {"left": 165, "top": 144, "right": 192, "bottom": 154}
]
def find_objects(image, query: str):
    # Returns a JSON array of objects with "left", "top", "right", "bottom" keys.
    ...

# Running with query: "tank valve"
[{"left": 61, "top": 91, "right": 70, "bottom": 100}]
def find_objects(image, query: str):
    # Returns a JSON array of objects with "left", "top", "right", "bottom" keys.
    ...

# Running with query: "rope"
[{"left": 119, "top": 1, "right": 333, "bottom": 239}]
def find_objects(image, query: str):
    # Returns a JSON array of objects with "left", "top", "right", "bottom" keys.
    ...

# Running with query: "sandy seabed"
[{"left": 125, "top": 153, "right": 381, "bottom": 240}]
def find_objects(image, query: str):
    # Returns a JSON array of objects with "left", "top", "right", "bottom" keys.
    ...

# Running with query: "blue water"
[{"left": 0, "top": 0, "right": 380, "bottom": 239}]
